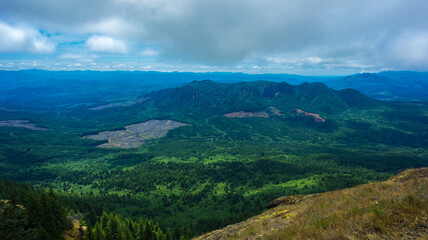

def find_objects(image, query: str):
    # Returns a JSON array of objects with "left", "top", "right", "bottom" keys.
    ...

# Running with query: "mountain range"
[{"left": 0, "top": 72, "right": 427, "bottom": 239}]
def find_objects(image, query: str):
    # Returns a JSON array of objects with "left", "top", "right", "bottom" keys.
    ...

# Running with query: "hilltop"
[
  {"left": 146, "top": 80, "right": 374, "bottom": 114},
  {"left": 195, "top": 168, "right": 428, "bottom": 240}
]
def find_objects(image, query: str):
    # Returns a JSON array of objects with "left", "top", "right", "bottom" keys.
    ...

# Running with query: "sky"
[{"left": 0, "top": 0, "right": 427, "bottom": 75}]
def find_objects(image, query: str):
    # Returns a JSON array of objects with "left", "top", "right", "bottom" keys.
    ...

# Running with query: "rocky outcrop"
[{"left": 63, "top": 216, "right": 86, "bottom": 240}]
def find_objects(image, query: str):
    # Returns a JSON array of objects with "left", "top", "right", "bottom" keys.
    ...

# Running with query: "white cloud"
[
  {"left": 266, "top": 56, "right": 325, "bottom": 65},
  {"left": 2, "top": 1, "right": 428, "bottom": 71},
  {"left": 390, "top": 31, "right": 428, "bottom": 67},
  {"left": 67, "top": 63, "right": 82, "bottom": 67},
  {"left": 0, "top": 21, "right": 55, "bottom": 53},
  {"left": 82, "top": 17, "right": 138, "bottom": 37},
  {"left": 58, "top": 54, "right": 98, "bottom": 63},
  {"left": 85, "top": 35, "right": 128, "bottom": 53},
  {"left": 113, "top": 63, "right": 126, "bottom": 68},
  {"left": 59, "top": 53, "right": 82, "bottom": 59},
  {"left": 141, "top": 48, "right": 159, "bottom": 57},
  {"left": 306, "top": 57, "right": 324, "bottom": 64}
]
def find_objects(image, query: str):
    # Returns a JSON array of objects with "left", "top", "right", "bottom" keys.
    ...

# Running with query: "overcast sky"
[{"left": 0, "top": 0, "right": 427, "bottom": 75}]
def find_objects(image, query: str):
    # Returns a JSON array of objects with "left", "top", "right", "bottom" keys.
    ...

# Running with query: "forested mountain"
[
  {"left": 0, "top": 78, "right": 427, "bottom": 239},
  {"left": 146, "top": 80, "right": 374, "bottom": 114},
  {"left": 1, "top": 71, "right": 427, "bottom": 113}
]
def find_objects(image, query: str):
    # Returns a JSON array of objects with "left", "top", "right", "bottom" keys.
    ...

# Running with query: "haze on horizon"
[{"left": 0, "top": 0, "right": 427, "bottom": 75}]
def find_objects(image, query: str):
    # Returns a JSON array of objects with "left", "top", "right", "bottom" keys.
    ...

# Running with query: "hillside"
[
  {"left": 195, "top": 168, "right": 428, "bottom": 240},
  {"left": 0, "top": 79, "right": 427, "bottom": 238},
  {"left": 146, "top": 80, "right": 375, "bottom": 114}
]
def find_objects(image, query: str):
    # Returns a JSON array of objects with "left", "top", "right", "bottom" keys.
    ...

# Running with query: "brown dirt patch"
[{"left": 296, "top": 108, "right": 325, "bottom": 122}]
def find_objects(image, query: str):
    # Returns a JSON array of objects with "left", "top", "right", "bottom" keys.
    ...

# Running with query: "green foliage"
[
  {"left": 0, "top": 201, "right": 38, "bottom": 240},
  {"left": 0, "top": 181, "right": 69, "bottom": 240},
  {"left": 0, "top": 80, "right": 427, "bottom": 238},
  {"left": 85, "top": 212, "right": 168, "bottom": 240}
]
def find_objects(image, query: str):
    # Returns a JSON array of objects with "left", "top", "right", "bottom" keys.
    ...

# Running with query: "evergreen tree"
[
  {"left": 136, "top": 218, "right": 145, "bottom": 240},
  {"left": 0, "top": 202, "right": 38, "bottom": 240},
  {"left": 143, "top": 219, "right": 153, "bottom": 240},
  {"left": 166, "top": 228, "right": 173, "bottom": 240},
  {"left": 100, "top": 211, "right": 109, "bottom": 229},
  {"left": 84, "top": 224, "right": 94, "bottom": 240},
  {"left": 94, "top": 222, "right": 104, "bottom": 240},
  {"left": 105, "top": 216, "right": 121, "bottom": 240},
  {"left": 172, "top": 224, "right": 180, "bottom": 240},
  {"left": 121, "top": 226, "right": 134, "bottom": 240}
]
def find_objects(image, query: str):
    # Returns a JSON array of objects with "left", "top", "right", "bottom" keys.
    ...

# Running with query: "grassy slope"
[{"left": 195, "top": 168, "right": 428, "bottom": 240}]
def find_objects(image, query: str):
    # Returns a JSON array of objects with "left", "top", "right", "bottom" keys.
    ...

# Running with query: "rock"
[
  {"left": 63, "top": 216, "right": 87, "bottom": 240},
  {"left": 266, "top": 195, "right": 305, "bottom": 209}
]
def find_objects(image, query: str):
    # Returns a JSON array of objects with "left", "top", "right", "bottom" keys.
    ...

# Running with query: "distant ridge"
[
  {"left": 1, "top": 70, "right": 426, "bottom": 101},
  {"left": 327, "top": 71, "right": 428, "bottom": 101}
]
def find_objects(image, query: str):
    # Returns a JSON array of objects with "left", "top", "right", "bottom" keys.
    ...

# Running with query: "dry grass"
[{"left": 195, "top": 168, "right": 428, "bottom": 240}]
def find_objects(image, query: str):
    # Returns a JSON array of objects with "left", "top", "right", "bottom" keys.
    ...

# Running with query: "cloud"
[
  {"left": 1, "top": 0, "right": 428, "bottom": 71},
  {"left": 141, "top": 48, "right": 159, "bottom": 57},
  {"left": 82, "top": 17, "right": 138, "bottom": 37},
  {"left": 85, "top": 35, "right": 128, "bottom": 53},
  {"left": 58, "top": 53, "right": 82, "bottom": 59},
  {"left": 58, "top": 53, "right": 98, "bottom": 62},
  {"left": 113, "top": 63, "right": 126, "bottom": 68},
  {"left": 389, "top": 31, "right": 428, "bottom": 68},
  {"left": 0, "top": 21, "right": 55, "bottom": 53},
  {"left": 67, "top": 63, "right": 82, "bottom": 67}
]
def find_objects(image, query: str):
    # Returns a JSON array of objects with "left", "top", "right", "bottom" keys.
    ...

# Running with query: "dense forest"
[
  {"left": 0, "top": 180, "right": 185, "bottom": 240},
  {"left": 1, "top": 79, "right": 427, "bottom": 239}
]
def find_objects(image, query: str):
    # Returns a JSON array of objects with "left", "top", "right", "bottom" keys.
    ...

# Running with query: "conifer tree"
[
  {"left": 105, "top": 216, "right": 122, "bottom": 240},
  {"left": 94, "top": 222, "right": 104, "bottom": 240},
  {"left": 136, "top": 218, "right": 145, "bottom": 240},
  {"left": 85, "top": 225, "right": 94, "bottom": 240},
  {"left": 143, "top": 219, "right": 153, "bottom": 240},
  {"left": 0, "top": 202, "right": 38, "bottom": 240},
  {"left": 121, "top": 226, "right": 134, "bottom": 240}
]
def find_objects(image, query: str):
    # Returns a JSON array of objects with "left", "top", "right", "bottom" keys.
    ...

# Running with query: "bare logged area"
[
  {"left": 90, "top": 97, "right": 150, "bottom": 111},
  {"left": 224, "top": 111, "right": 270, "bottom": 118},
  {"left": 296, "top": 108, "right": 325, "bottom": 122},
  {"left": 0, "top": 120, "right": 48, "bottom": 130},
  {"left": 268, "top": 106, "right": 283, "bottom": 116},
  {"left": 83, "top": 120, "right": 190, "bottom": 148}
]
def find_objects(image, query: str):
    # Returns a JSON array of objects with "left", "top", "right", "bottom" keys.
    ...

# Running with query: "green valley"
[{"left": 1, "top": 78, "right": 427, "bottom": 239}]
